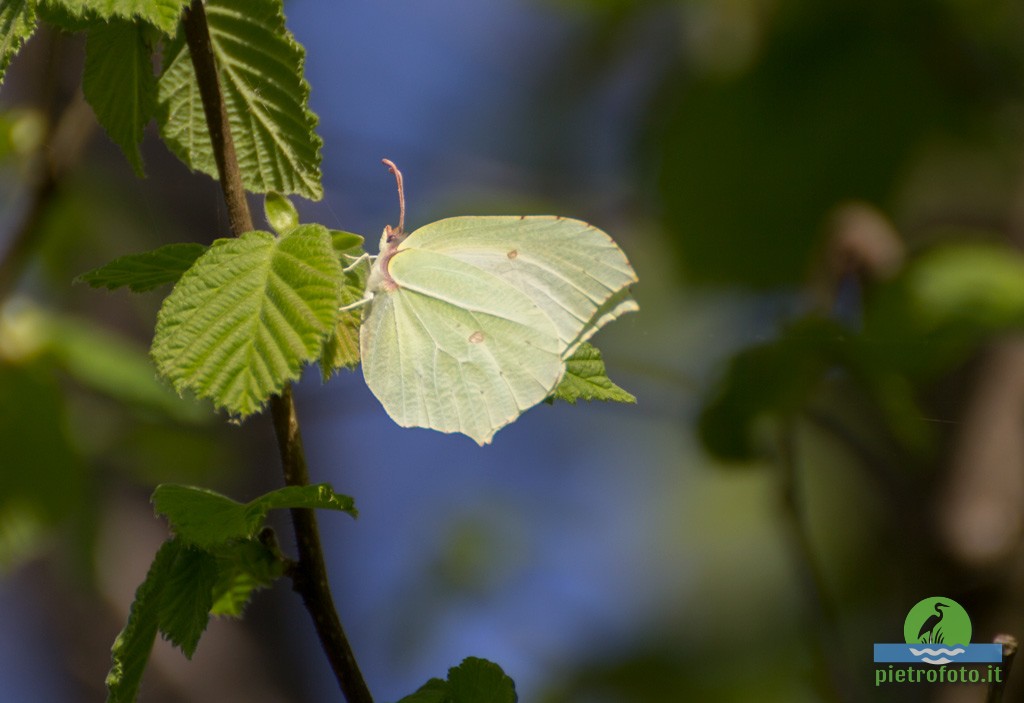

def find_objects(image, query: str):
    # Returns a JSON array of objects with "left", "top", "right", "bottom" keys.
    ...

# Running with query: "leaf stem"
[{"left": 182, "top": 3, "right": 373, "bottom": 702}]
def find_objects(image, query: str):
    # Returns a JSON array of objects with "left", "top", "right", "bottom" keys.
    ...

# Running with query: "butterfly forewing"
[{"left": 398, "top": 216, "right": 638, "bottom": 353}]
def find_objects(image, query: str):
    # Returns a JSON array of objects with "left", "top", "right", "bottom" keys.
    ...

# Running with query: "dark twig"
[
  {"left": 181, "top": 3, "right": 373, "bottom": 702},
  {"left": 181, "top": 0, "right": 252, "bottom": 235},
  {"left": 271, "top": 389, "right": 372, "bottom": 703},
  {"left": 986, "top": 634, "right": 1018, "bottom": 703}
]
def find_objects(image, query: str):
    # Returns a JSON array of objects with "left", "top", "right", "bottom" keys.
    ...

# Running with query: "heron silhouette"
[{"left": 917, "top": 602, "right": 948, "bottom": 644}]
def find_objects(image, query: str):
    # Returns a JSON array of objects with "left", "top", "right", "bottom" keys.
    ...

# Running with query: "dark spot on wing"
[
  {"left": 469, "top": 331, "right": 485, "bottom": 344},
  {"left": 507, "top": 249, "right": 518, "bottom": 259}
]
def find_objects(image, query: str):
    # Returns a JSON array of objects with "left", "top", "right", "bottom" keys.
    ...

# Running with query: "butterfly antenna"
[{"left": 381, "top": 158, "right": 405, "bottom": 234}]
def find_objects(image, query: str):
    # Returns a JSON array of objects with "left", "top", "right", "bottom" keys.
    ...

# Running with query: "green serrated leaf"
[
  {"left": 151, "top": 225, "right": 341, "bottom": 417},
  {"left": 397, "top": 658, "right": 517, "bottom": 703},
  {"left": 152, "top": 482, "right": 356, "bottom": 549},
  {"left": 157, "top": 0, "right": 322, "bottom": 199},
  {"left": 83, "top": 18, "right": 156, "bottom": 175},
  {"left": 330, "top": 229, "right": 364, "bottom": 254},
  {"left": 45, "top": 0, "right": 185, "bottom": 34},
  {"left": 396, "top": 678, "right": 450, "bottom": 703},
  {"left": 251, "top": 483, "right": 357, "bottom": 515},
  {"left": 37, "top": 0, "right": 97, "bottom": 32},
  {"left": 549, "top": 342, "right": 635, "bottom": 405},
  {"left": 158, "top": 544, "right": 217, "bottom": 658},
  {"left": 106, "top": 539, "right": 180, "bottom": 703},
  {"left": 447, "top": 657, "right": 517, "bottom": 703},
  {"left": 151, "top": 485, "right": 258, "bottom": 548},
  {"left": 209, "top": 538, "right": 284, "bottom": 617},
  {"left": 0, "top": 0, "right": 37, "bottom": 87},
  {"left": 321, "top": 248, "right": 367, "bottom": 379},
  {"left": 264, "top": 192, "right": 299, "bottom": 234},
  {"left": 76, "top": 242, "right": 207, "bottom": 292}
]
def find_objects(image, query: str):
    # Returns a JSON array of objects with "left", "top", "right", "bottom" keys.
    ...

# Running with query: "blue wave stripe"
[{"left": 874, "top": 643, "right": 1002, "bottom": 663}]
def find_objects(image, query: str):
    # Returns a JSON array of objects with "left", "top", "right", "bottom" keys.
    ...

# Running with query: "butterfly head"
[{"left": 379, "top": 223, "right": 406, "bottom": 253}]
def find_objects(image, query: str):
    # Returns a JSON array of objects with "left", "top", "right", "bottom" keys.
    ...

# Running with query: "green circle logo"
[{"left": 903, "top": 597, "right": 972, "bottom": 646}]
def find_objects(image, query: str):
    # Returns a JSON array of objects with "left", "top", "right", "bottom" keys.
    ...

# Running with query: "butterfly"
[{"left": 357, "top": 160, "right": 637, "bottom": 444}]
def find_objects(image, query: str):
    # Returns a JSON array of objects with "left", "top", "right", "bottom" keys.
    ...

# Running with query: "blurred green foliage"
[
  {"left": 0, "top": 96, "right": 233, "bottom": 576},
  {"left": 537, "top": 0, "right": 1024, "bottom": 700},
  {"left": 647, "top": 0, "right": 1022, "bottom": 285}
]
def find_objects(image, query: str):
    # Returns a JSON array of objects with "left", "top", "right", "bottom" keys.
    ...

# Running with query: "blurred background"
[{"left": 3, "top": 0, "right": 1024, "bottom": 701}]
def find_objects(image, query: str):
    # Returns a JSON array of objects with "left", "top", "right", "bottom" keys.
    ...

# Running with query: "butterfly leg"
[
  {"left": 339, "top": 294, "right": 372, "bottom": 312},
  {"left": 343, "top": 252, "right": 371, "bottom": 272}
]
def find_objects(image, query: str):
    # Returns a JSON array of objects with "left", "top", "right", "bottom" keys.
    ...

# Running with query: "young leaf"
[
  {"left": 209, "top": 538, "right": 284, "bottom": 617},
  {"left": 158, "top": 544, "right": 218, "bottom": 658},
  {"left": 152, "top": 482, "right": 356, "bottom": 549},
  {"left": 106, "top": 539, "right": 179, "bottom": 703},
  {"left": 0, "top": 0, "right": 36, "bottom": 87},
  {"left": 44, "top": 0, "right": 186, "bottom": 35},
  {"left": 106, "top": 537, "right": 282, "bottom": 701},
  {"left": 321, "top": 240, "right": 368, "bottom": 379},
  {"left": 319, "top": 311, "right": 361, "bottom": 378},
  {"left": 330, "top": 230, "right": 364, "bottom": 254},
  {"left": 549, "top": 341, "right": 636, "bottom": 405},
  {"left": 396, "top": 679, "right": 449, "bottom": 703},
  {"left": 396, "top": 658, "right": 518, "bottom": 703},
  {"left": 157, "top": 0, "right": 323, "bottom": 199},
  {"left": 264, "top": 191, "right": 299, "bottom": 234},
  {"left": 76, "top": 242, "right": 207, "bottom": 292},
  {"left": 153, "top": 484, "right": 253, "bottom": 547},
  {"left": 151, "top": 225, "right": 341, "bottom": 417},
  {"left": 83, "top": 18, "right": 157, "bottom": 176},
  {"left": 447, "top": 657, "right": 518, "bottom": 703},
  {"left": 35, "top": 1, "right": 97, "bottom": 32},
  {"left": 252, "top": 483, "right": 357, "bottom": 514}
]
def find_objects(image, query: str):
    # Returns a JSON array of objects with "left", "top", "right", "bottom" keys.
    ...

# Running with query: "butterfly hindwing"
[{"left": 360, "top": 247, "right": 563, "bottom": 444}]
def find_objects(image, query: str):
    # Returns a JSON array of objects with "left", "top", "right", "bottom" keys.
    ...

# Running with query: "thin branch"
[
  {"left": 181, "top": 0, "right": 252, "bottom": 235},
  {"left": 181, "top": 3, "right": 373, "bottom": 702},
  {"left": 271, "top": 390, "right": 373, "bottom": 703}
]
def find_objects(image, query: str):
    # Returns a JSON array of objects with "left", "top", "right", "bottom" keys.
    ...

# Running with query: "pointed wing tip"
[{"left": 385, "top": 415, "right": 500, "bottom": 446}]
